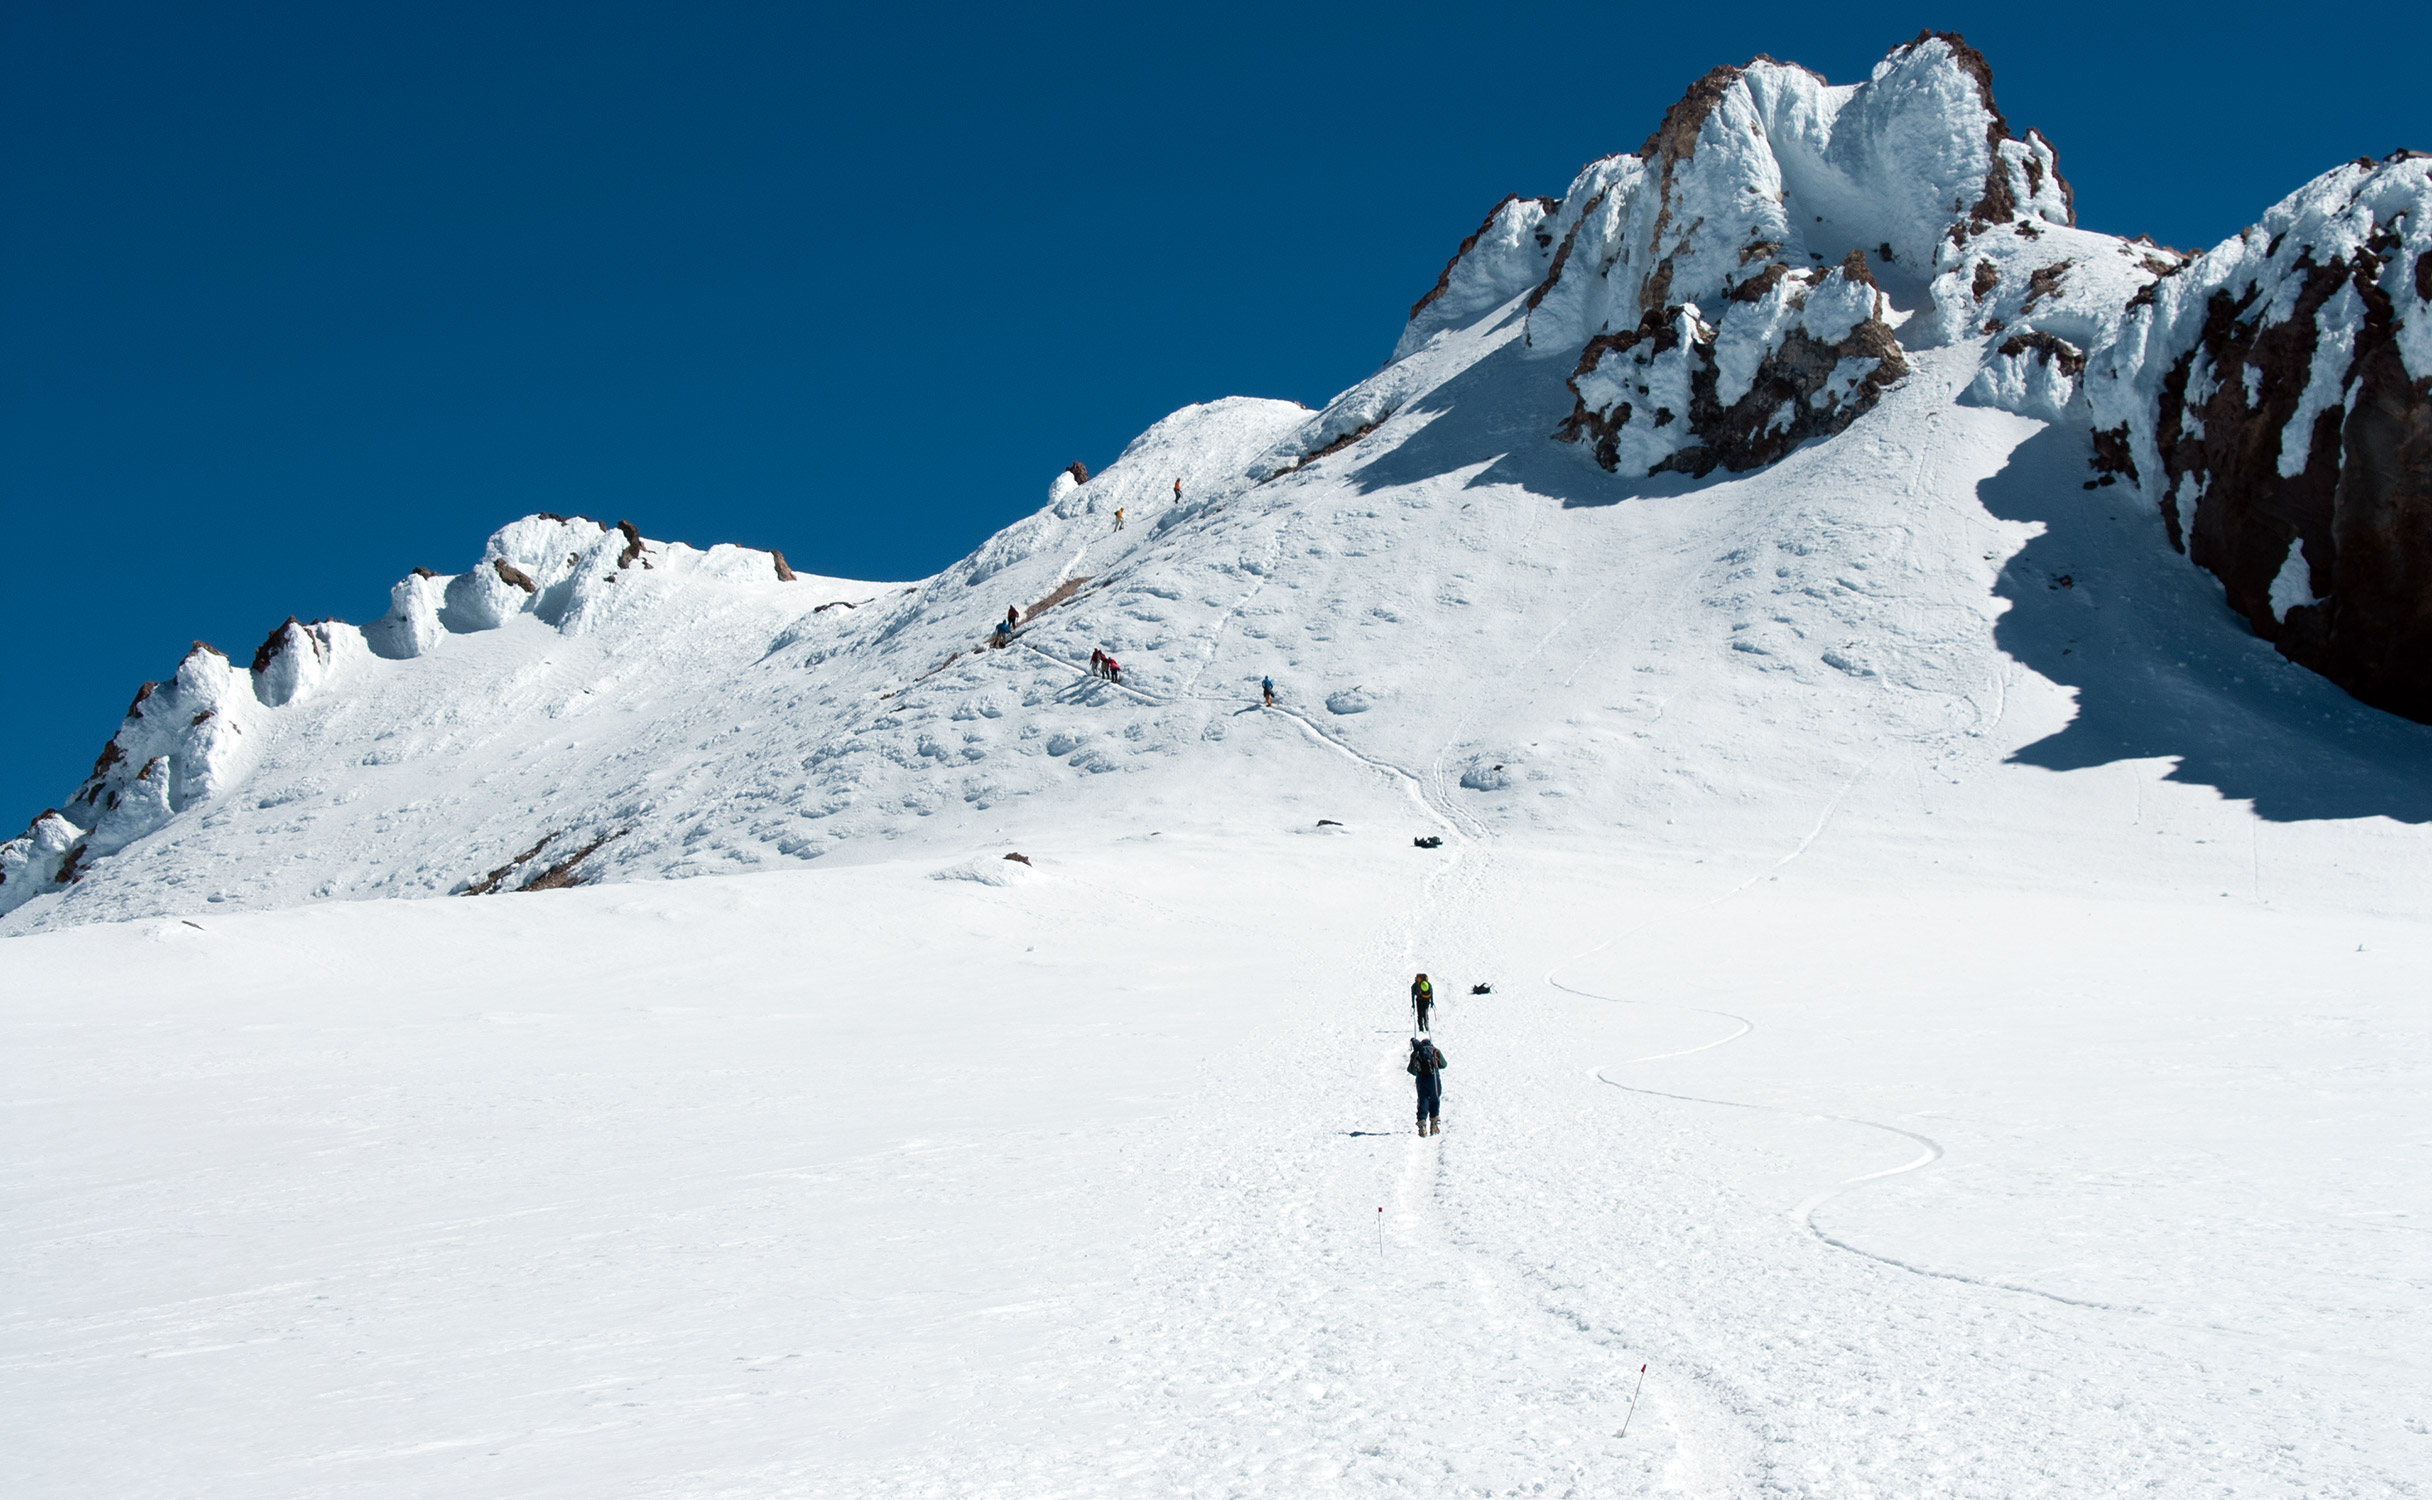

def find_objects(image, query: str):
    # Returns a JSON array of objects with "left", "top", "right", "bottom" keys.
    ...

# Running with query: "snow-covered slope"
[
  {"left": 7, "top": 31, "right": 2432, "bottom": 1498},
  {"left": 8, "top": 33, "right": 2430, "bottom": 929}
]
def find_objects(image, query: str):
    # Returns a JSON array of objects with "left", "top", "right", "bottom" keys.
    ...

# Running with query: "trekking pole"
[{"left": 1617, "top": 1363, "right": 1647, "bottom": 1438}]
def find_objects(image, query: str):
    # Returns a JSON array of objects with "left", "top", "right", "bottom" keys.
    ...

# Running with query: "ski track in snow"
[{"left": 1545, "top": 760, "right": 2160, "bottom": 1319}]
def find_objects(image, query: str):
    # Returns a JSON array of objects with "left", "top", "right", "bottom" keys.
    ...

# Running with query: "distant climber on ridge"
[
  {"left": 1261, "top": 675, "right": 1274, "bottom": 708},
  {"left": 1172, "top": 477, "right": 1182, "bottom": 504},
  {"left": 1113, "top": 506, "right": 1125, "bottom": 532},
  {"left": 1411, "top": 972, "right": 1434, "bottom": 1033}
]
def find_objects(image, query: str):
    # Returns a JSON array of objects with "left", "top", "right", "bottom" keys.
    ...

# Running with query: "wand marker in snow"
[
  {"left": 1617, "top": 1363, "right": 1647, "bottom": 1438},
  {"left": 1377, "top": 1206, "right": 1384, "bottom": 1259}
]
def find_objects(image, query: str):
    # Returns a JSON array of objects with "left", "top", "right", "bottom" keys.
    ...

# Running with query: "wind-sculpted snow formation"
[
  {"left": 7, "top": 31, "right": 2432, "bottom": 928},
  {"left": 1403, "top": 34, "right": 2083, "bottom": 477}
]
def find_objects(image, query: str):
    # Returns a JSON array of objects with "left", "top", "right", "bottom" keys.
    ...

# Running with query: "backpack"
[{"left": 1407, "top": 1040, "right": 1444, "bottom": 1075}]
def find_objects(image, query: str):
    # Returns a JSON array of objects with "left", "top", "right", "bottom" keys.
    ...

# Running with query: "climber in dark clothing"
[
  {"left": 1411, "top": 972, "right": 1434, "bottom": 1033},
  {"left": 1408, "top": 1036, "right": 1446, "bottom": 1135}
]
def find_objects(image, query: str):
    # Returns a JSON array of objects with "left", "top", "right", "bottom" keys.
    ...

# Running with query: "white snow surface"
[{"left": 8, "top": 40, "right": 2432, "bottom": 1500}]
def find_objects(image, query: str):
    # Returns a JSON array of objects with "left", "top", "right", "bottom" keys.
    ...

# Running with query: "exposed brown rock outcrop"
[
  {"left": 1637, "top": 64, "right": 1741, "bottom": 166},
  {"left": 251, "top": 616, "right": 312, "bottom": 673},
  {"left": 1024, "top": 576, "right": 1091, "bottom": 620},
  {"left": 463, "top": 835, "right": 555, "bottom": 896},
  {"left": 1557, "top": 253, "right": 1907, "bottom": 476},
  {"left": 1525, "top": 188, "right": 1609, "bottom": 312},
  {"left": 2140, "top": 237, "right": 2432, "bottom": 720},
  {"left": 1997, "top": 331, "right": 2087, "bottom": 377},
  {"left": 521, "top": 830, "right": 626, "bottom": 892},
  {"left": 772, "top": 550, "right": 797, "bottom": 582},
  {"left": 1065, "top": 461, "right": 1090, "bottom": 485},
  {"left": 617, "top": 520, "right": 646, "bottom": 568},
  {"left": 1553, "top": 312, "right": 1685, "bottom": 465},
  {"left": 1730, "top": 263, "right": 1790, "bottom": 303},
  {"left": 1266, "top": 415, "right": 1393, "bottom": 481},
  {"left": 2020, "top": 261, "right": 2072, "bottom": 313},
  {"left": 493, "top": 559, "right": 537, "bottom": 593}
]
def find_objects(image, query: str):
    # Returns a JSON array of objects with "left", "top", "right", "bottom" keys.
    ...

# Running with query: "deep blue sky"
[{"left": 6, "top": 1, "right": 2427, "bottom": 821}]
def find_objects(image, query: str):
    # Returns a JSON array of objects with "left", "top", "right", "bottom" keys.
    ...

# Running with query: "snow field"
[
  {"left": 8, "top": 40, "right": 2432, "bottom": 1489},
  {"left": 7, "top": 808, "right": 2425, "bottom": 1496}
]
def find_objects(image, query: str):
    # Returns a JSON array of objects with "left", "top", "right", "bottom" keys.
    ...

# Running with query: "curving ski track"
[{"left": 1546, "top": 783, "right": 2152, "bottom": 1318}]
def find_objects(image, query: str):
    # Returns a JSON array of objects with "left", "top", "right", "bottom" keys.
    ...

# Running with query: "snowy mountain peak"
[
  {"left": 1389, "top": 33, "right": 2429, "bottom": 718},
  {"left": 1399, "top": 33, "right": 2082, "bottom": 479},
  {"left": 8, "top": 35, "right": 2432, "bottom": 933}
]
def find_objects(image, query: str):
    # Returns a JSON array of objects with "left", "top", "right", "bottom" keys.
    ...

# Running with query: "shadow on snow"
[
  {"left": 1979, "top": 421, "right": 2432, "bottom": 823},
  {"left": 1325, "top": 321, "right": 2432, "bottom": 823},
  {"left": 1345, "top": 334, "right": 1730, "bottom": 509}
]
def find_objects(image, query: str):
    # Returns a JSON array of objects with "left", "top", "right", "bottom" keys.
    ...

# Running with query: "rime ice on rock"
[
  {"left": 0, "top": 514, "right": 811, "bottom": 919},
  {"left": 1, "top": 642, "right": 263, "bottom": 912},
  {"left": 1413, "top": 34, "right": 2081, "bottom": 476},
  {"left": 367, "top": 570, "right": 448, "bottom": 659},
  {"left": 2089, "top": 154, "right": 2432, "bottom": 720},
  {"left": 1395, "top": 193, "right": 1562, "bottom": 361},
  {"left": 1400, "top": 34, "right": 2177, "bottom": 468},
  {"left": 1392, "top": 34, "right": 2432, "bottom": 721}
]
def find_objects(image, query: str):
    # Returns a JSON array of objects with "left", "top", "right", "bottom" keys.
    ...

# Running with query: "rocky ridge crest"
[{"left": 1401, "top": 33, "right": 2429, "bottom": 720}]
